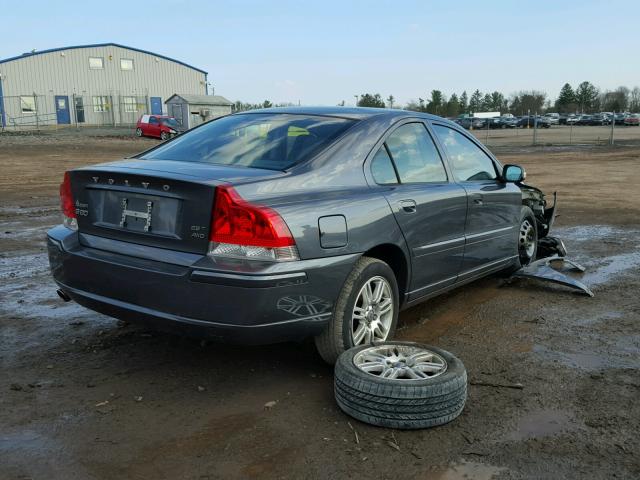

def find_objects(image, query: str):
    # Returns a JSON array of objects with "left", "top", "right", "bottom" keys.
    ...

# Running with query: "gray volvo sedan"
[{"left": 48, "top": 107, "right": 555, "bottom": 363}]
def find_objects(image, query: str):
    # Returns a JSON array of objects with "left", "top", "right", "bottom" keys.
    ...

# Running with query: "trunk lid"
[{"left": 69, "top": 160, "right": 285, "bottom": 254}]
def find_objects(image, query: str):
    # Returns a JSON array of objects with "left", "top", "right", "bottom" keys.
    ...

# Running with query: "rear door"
[
  {"left": 369, "top": 121, "right": 468, "bottom": 299},
  {"left": 431, "top": 123, "right": 521, "bottom": 279}
]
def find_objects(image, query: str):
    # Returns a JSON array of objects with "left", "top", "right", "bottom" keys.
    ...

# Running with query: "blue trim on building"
[
  {"left": 0, "top": 76, "right": 5, "bottom": 128},
  {"left": 0, "top": 43, "right": 208, "bottom": 75}
]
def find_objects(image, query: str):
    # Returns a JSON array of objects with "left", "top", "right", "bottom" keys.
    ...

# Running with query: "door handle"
[
  {"left": 470, "top": 193, "right": 483, "bottom": 206},
  {"left": 399, "top": 199, "right": 417, "bottom": 213}
]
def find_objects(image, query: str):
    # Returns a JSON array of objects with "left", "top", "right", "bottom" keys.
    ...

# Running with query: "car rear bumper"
[{"left": 47, "top": 226, "right": 358, "bottom": 344}]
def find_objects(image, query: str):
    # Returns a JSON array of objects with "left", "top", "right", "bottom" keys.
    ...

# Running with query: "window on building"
[
  {"left": 20, "top": 96, "right": 37, "bottom": 114},
  {"left": 123, "top": 96, "right": 137, "bottom": 112},
  {"left": 89, "top": 57, "right": 104, "bottom": 69},
  {"left": 93, "top": 96, "right": 110, "bottom": 112},
  {"left": 120, "top": 58, "right": 134, "bottom": 71}
]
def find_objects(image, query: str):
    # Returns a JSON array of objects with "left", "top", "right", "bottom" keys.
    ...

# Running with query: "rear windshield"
[{"left": 141, "top": 113, "right": 356, "bottom": 170}]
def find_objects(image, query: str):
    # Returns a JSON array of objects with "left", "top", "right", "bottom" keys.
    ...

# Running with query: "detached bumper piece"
[{"left": 511, "top": 255, "right": 593, "bottom": 297}]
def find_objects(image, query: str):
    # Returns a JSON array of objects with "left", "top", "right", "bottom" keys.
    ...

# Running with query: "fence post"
[
  {"left": 533, "top": 112, "right": 538, "bottom": 146},
  {"left": 485, "top": 117, "right": 490, "bottom": 145},
  {"left": 111, "top": 95, "right": 116, "bottom": 127},
  {"left": 34, "top": 94, "right": 39, "bottom": 131},
  {"left": 609, "top": 111, "right": 615, "bottom": 145},
  {"left": 569, "top": 122, "right": 573, "bottom": 145}
]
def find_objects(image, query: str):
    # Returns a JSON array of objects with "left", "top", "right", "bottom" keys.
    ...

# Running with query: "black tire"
[
  {"left": 135, "top": 127, "right": 143, "bottom": 137},
  {"left": 314, "top": 257, "right": 399, "bottom": 365},
  {"left": 160, "top": 131, "right": 169, "bottom": 141},
  {"left": 334, "top": 342, "right": 467, "bottom": 429},
  {"left": 516, "top": 206, "right": 538, "bottom": 267}
]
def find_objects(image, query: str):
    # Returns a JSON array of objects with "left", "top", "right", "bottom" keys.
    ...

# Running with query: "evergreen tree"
[
  {"left": 469, "top": 90, "right": 483, "bottom": 113},
  {"left": 555, "top": 83, "right": 577, "bottom": 113},
  {"left": 490, "top": 91, "right": 505, "bottom": 112},
  {"left": 446, "top": 93, "right": 460, "bottom": 117},
  {"left": 426, "top": 90, "right": 446, "bottom": 115},
  {"left": 459, "top": 91, "right": 468, "bottom": 114},
  {"left": 481, "top": 93, "right": 493, "bottom": 111},
  {"left": 357, "top": 93, "right": 386, "bottom": 108}
]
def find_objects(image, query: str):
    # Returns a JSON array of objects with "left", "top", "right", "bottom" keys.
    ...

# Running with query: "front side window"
[
  {"left": 93, "top": 96, "right": 110, "bottom": 112},
  {"left": 123, "top": 96, "right": 137, "bottom": 112},
  {"left": 432, "top": 125, "right": 497, "bottom": 182},
  {"left": 120, "top": 58, "right": 134, "bottom": 70},
  {"left": 371, "top": 146, "right": 398, "bottom": 185},
  {"left": 20, "top": 96, "right": 36, "bottom": 113},
  {"left": 384, "top": 123, "right": 447, "bottom": 183},
  {"left": 142, "top": 113, "right": 356, "bottom": 171},
  {"left": 89, "top": 57, "right": 104, "bottom": 69},
  {"left": 149, "top": 116, "right": 159, "bottom": 124}
]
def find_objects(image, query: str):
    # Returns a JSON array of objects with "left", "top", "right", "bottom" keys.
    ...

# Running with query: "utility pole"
[{"left": 354, "top": 95, "right": 359, "bottom": 107}]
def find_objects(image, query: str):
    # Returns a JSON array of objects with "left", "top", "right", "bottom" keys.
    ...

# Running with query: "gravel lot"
[{"left": 1, "top": 130, "right": 639, "bottom": 479}]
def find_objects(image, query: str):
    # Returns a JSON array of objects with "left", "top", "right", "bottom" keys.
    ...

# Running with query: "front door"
[
  {"left": 369, "top": 122, "right": 468, "bottom": 301},
  {"left": 74, "top": 96, "right": 85, "bottom": 123},
  {"left": 150, "top": 97, "right": 162, "bottom": 115},
  {"left": 55, "top": 95, "right": 70, "bottom": 124},
  {"left": 431, "top": 123, "right": 521, "bottom": 279}
]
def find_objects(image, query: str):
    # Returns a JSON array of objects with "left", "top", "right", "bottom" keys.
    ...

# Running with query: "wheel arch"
[{"left": 362, "top": 243, "right": 410, "bottom": 305}]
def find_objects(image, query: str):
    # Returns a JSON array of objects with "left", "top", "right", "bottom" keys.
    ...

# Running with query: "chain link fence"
[
  {"left": 0, "top": 93, "right": 150, "bottom": 131},
  {"left": 468, "top": 118, "right": 640, "bottom": 148}
]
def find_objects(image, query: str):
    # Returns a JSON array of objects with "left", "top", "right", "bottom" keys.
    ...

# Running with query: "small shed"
[{"left": 165, "top": 94, "right": 233, "bottom": 130}]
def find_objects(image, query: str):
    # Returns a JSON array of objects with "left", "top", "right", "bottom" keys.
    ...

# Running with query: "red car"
[
  {"left": 135, "top": 115, "right": 180, "bottom": 140},
  {"left": 623, "top": 114, "right": 640, "bottom": 126}
]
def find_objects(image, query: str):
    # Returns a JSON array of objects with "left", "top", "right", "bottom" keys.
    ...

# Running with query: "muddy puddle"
[
  {"left": 505, "top": 409, "right": 579, "bottom": 441},
  {"left": 433, "top": 460, "right": 507, "bottom": 480}
]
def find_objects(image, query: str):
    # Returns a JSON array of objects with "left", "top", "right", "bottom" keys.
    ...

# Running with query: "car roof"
[{"left": 236, "top": 106, "right": 447, "bottom": 122}]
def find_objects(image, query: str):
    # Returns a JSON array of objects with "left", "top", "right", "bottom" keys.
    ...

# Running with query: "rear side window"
[
  {"left": 371, "top": 146, "right": 398, "bottom": 185},
  {"left": 384, "top": 123, "right": 447, "bottom": 183},
  {"left": 142, "top": 113, "right": 355, "bottom": 170},
  {"left": 432, "top": 125, "right": 497, "bottom": 182}
]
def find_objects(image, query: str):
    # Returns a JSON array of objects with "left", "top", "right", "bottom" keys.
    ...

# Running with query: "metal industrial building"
[{"left": 0, "top": 43, "right": 208, "bottom": 128}]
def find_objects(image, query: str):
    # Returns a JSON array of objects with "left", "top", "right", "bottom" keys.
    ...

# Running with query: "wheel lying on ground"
[
  {"left": 315, "top": 257, "right": 399, "bottom": 364},
  {"left": 334, "top": 342, "right": 467, "bottom": 429}
]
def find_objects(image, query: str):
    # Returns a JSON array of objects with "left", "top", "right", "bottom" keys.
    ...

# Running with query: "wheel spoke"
[
  {"left": 414, "top": 361, "right": 445, "bottom": 372},
  {"left": 353, "top": 323, "right": 367, "bottom": 345},
  {"left": 378, "top": 299, "right": 392, "bottom": 315},
  {"left": 372, "top": 280, "right": 384, "bottom": 303}
]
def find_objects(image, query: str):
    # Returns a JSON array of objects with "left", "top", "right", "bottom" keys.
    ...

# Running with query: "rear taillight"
[
  {"left": 208, "top": 186, "right": 299, "bottom": 262},
  {"left": 60, "top": 171, "right": 78, "bottom": 230}
]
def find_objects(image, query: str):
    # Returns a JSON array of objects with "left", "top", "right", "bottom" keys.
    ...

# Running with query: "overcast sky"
[{"left": 2, "top": 0, "right": 638, "bottom": 105}]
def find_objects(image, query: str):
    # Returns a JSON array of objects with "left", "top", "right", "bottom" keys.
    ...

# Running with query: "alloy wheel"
[
  {"left": 353, "top": 344, "right": 448, "bottom": 380},
  {"left": 351, "top": 276, "right": 393, "bottom": 346}
]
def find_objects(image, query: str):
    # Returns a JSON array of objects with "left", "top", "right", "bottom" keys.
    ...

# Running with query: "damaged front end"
[
  {"left": 520, "top": 184, "right": 566, "bottom": 258},
  {"left": 511, "top": 183, "right": 592, "bottom": 297}
]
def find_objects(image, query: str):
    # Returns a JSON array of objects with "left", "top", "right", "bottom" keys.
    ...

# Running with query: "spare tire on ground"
[{"left": 334, "top": 342, "right": 467, "bottom": 429}]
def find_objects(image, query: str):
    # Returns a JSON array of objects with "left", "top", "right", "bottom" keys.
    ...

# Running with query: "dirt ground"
[{"left": 1, "top": 130, "right": 639, "bottom": 479}]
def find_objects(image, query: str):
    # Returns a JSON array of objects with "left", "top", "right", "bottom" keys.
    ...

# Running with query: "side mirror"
[{"left": 503, "top": 164, "right": 525, "bottom": 183}]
